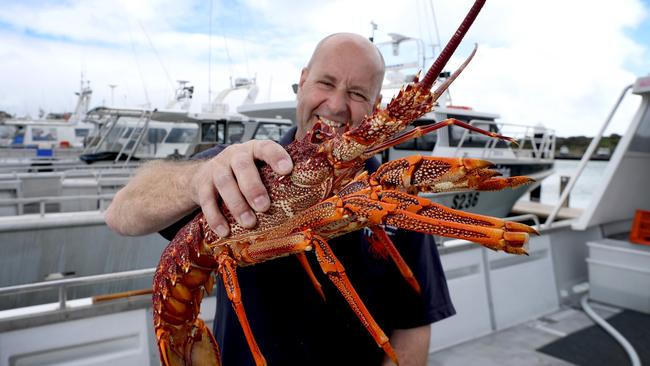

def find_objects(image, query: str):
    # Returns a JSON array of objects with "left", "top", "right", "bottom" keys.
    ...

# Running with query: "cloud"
[{"left": 0, "top": 0, "right": 648, "bottom": 137}]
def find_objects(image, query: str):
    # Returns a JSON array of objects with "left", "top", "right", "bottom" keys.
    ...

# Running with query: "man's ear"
[{"left": 298, "top": 68, "right": 309, "bottom": 91}]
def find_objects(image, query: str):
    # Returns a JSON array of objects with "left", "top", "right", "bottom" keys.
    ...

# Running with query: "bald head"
[{"left": 306, "top": 33, "right": 385, "bottom": 98}]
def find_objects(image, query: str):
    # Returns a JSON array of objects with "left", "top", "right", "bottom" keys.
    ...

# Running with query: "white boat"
[{"left": 0, "top": 79, "right": 95, "bottom": 164}]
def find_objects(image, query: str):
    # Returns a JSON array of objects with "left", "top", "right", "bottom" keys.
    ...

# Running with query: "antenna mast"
[{"left": 208, "top": 0, "right": 214, "bottom": 103}]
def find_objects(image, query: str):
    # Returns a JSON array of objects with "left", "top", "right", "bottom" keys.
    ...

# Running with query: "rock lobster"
[{"left": 153, "top": 0, "right": 537, "bottom": 365}]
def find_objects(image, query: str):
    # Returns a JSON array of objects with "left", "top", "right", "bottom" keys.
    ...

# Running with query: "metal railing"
[
  {"left": 452, "top": 120, "right": 556, "bottom": 161},
  {"left": 0, "top": 193, "right": 115, "bottom": 215},
  {"left": 544, "top": 84, "right": 633, "bottom": 227},
  {"left": 0, "top": 268, "right": 155, "bottom": 311}
]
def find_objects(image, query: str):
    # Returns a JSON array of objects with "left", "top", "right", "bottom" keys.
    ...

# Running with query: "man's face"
[{"left": 295, "top": 38, "right": 383, "bottom": 140}]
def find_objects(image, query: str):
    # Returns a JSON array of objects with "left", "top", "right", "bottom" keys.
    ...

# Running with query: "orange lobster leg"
[
  {"left": 310, "top": 232, "right": 399, "bottom": 365},
  {"left": 367, "top": 226, "right": 421, "bottom": 294},
  {"left": 296, "top": 252, "right": 326, "bottom": 300},
  {"left": 378, "top": 190, "right": 539, "bottom": 236},
  {"left": 342, "top": 196, "right": 530, "bottom": 255},
  {"left": 246, "top": 230, "right": 399, "bottom": 364},
  {"left": 371, "top": 156, "right": 533, "bottom": 194},
  {"left": 217, "top": 255, "right": 267, "bottom": 366}
]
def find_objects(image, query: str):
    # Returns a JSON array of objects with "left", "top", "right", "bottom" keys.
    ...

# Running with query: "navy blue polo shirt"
[{"left": 160, "top": 127, "right": 455, "bottom": 366}]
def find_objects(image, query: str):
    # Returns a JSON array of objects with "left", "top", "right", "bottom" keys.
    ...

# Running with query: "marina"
[
  {"left": 1, "top": 75, "right": 648, "bottom": 365},
  {"left": 4, "top": 73, "right": 649, "bottom": 364},
  {"left": 1, "top": 1, "right": 649, "bottom": 364}
]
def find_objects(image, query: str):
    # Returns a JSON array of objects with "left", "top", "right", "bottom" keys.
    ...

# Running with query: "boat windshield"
[
  {"left": 166, "top": 127, "right": 198, "bottom": 143},
  {"left": 446, "top": 114, "right": 508, "bottom": 148},
  {"left": 201, "top": 121, "right": 244, "bottom": 144},
  {"left": 393, "top": 119, "right": 437, "bottom": 151},
  {"left": 253, "top": 122, "right": 292, "bottom": 142}
]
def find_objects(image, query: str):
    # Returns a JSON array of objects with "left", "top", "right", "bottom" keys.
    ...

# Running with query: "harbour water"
[{"left": 527, "top": 159, "right": 608, "bottom": 209}]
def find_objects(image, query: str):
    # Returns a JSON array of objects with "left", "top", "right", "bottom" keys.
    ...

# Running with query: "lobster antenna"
[{"left": 420, "top": 0, "right": 486, "bottom": 90}]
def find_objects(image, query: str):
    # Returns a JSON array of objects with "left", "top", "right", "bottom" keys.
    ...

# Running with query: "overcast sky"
[{"left": 1, "top": 0, "right": 648, "bottom": 136}]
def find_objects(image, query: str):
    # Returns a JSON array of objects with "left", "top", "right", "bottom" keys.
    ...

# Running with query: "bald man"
[{"left": 106, "top": 33, "right": 455, "bottom": 366}]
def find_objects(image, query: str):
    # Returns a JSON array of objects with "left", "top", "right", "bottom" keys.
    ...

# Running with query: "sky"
[{"left": 0, "top": 0, "right": 649, "bottom": 137}]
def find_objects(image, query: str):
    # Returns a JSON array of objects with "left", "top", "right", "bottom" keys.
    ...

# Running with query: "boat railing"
[
  {"left": 544, "top": 83, "right": 634, "bottom": 228},
  {"left": 0, "top": 160, "right": 141, "bottom": 174},
  {"left": 0, "top": 268, "right": 154, "bottom": 312},
  {"left": 453, "top": 120, "right": 556, "bottom": 161},
  {"left": 0, "top": 146, "right": 84, "bottom": 160},
  {"left": 0, "top": 193, "right": 115, "bottom": 216}
]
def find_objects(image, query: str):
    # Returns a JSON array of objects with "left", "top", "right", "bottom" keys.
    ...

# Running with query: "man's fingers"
[
  {"left": 197, "top": 185, "right": 230, "bottom": 237},
  {"left": 252, "top": 140, "right": 293, "bottom": 175},
  {"left": 212, "top": 167, "right": 257, "bottom": 228},
  {"left": 231, "top": 153, "right": 270, "bottom": 212}
]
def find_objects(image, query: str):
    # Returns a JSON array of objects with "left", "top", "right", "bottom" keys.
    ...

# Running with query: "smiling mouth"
[{"left": 316, "top": 116, "right": 347, "bottom": 129}]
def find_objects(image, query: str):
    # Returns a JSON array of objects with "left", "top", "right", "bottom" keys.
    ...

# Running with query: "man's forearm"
[
  {"left": 105, "top": 160, "right": 201, "bottom": 236},
  {"left": 382, "top": 325, "right": 431, "bottom": 366}
]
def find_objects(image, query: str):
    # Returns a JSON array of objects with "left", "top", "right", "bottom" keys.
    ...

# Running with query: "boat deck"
[
  {"left": 428, "top": 302, "right": 620, "bottom": 366},
  {"left": 512, "top": 201, "right": 584, "bottom": 220}
]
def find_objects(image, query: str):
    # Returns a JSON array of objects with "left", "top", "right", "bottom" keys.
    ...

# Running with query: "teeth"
[{"left": 318, "top": 116, "right": 344, "bottom": 128}]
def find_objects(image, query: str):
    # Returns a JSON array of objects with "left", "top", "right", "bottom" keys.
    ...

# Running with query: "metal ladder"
[{"left": 115, "top": 110, "right": 152, "bottom": 164}]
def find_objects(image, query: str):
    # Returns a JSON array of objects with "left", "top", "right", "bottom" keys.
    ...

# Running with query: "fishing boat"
[{"left": 0, "top": 79, "right": 95, "bottom": 168}]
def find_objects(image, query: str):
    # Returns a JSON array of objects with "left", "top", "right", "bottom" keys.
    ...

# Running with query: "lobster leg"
[
  {"left": 296, "top": 252, "right": 326, "bottom": 301},
  {"left": 244, "top": 229, "right": 399, "bottom": 364},
  {"left": 309, "top": 232, "right": 399, "bottom": 365},
  {"left": 370, "top": 155, "right": 533, "bottom": 193},
  {"left": 379, "top": 190, "right": 538, "bottom": 236},
  {"left": 342, "top": 196, "right": 531, "bottom": 254},
  {"left": 217, "top": 254, "right": 267, "bottom": 366},
  {"left": 367, "top": 225, "right": 421, "bottom": 294},
  {"left": 364, "top": 117, "right": 516, "bottom": 158}
]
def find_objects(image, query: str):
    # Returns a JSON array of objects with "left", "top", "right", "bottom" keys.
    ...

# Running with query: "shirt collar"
[{"left": 279, "top": 126, "right": 297, "bottom": 146}]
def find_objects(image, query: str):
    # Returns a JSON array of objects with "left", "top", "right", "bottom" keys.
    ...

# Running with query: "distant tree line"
[{"left": 555, "top": 133, "right": 621, "bottom": 156}]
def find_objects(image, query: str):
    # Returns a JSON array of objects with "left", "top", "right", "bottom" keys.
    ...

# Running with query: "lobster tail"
[
  {"left": 153, "top": 215, "right": 222, "bottom": 366},
  {"left": 420, "top": 0, "right": 487, "bottom": 90}
]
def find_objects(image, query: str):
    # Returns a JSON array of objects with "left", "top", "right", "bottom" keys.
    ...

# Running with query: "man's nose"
[{"left": 325, "top": 90, "right": 350, "bottom": 121}]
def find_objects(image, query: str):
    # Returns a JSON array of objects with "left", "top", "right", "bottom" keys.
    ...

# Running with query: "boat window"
[
  {"left": 201, "top": 122, "right": 224, "bottom": 143},
  {"left": 31, "top": 127, "right": 58, "bottom": 141},
  {"left": 166, "top": 127, "right": 198, "bottom": 143},
  {"left": 122, "top": 127, "right": 133, "bottom": 139},
  {"left": 75, "top": 128, "right": 90, "bottom": 137},
  {"left": 228, "top": 122, "right": 245, "bottom": 143},
  {"left": 447, "top": 114, "right": 505, "bottom": 148},
  {"left": 147, "top": 128, "right": 167, "bottom": 144},
  {"left": 393, "top": 119, "right": 437, "bottom": 151},
  {"left": 253, "top": 123, "right": 292, "bottom": 142}
]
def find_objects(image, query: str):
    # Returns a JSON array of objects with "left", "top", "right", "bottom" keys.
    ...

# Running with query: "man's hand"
[
  {"left": 191, "top": 140, "right": 293, "bottom": 237},
  {"left": 105, "top": 140, "right": 292, "bottom": 237}
]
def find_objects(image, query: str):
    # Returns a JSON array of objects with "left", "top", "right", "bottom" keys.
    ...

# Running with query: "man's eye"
[
  {"left": 350, "top": 92, "right": 368, "bottom": 102},
  {"left": 318, "top": 81, "right": 334, "bottom": 87}
]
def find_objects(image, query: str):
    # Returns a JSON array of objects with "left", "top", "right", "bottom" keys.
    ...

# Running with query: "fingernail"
[
  {"left": 253, "top": 195, "right": 269, "bottom": 211},
  {"left": 215, "top": 225, "right": 229, "bottom": 237},
  {"left": 278, "top": 159, "right": 292, "bottom": 174},
  {"left": 240, "top": 211, "right": 256, "bottom": 227}
]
